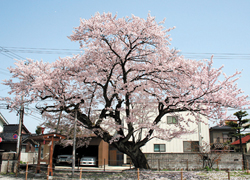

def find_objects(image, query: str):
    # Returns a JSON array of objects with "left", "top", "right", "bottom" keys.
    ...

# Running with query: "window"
[
  {"left": 41, "top": 146, "right": 44, "bottom": 158},
  {"left": 21, "top": 145, "right": 26, "bottom": 153},
  {"left": 154, "top": 144, "right": 165, "bottom": 152},
  {"left": 167, "top": 116, "right": 178, "bottom": 124},
  {"left": 183, "top": 141, "right": 199, "bottom": 152}
]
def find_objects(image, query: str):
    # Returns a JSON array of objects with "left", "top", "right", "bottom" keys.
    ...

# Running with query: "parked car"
[
  {"left": 80, "top": 156, "right": 97, "bottom": 166},
  {"left": 56, "top": 155, "right": 73, "bottom": 164}
]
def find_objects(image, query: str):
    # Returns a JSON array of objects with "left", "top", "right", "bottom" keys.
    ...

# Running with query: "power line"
[
  {"left": 1, "top": 46, "right": 250, "bottom": 60},
  {"left": 181, "top": 52, "right": 250, "bottom": 60},
  {"left": 1, "top": 46, "right": 81, "bottom": 55},
  {"left": 0, "top": 68, "right": 9, "bottom": 72},
  {"left": 0, "top": 71, "right": 11, "bottom": 76},
  {"left": 0, "top": 46, "right": 26, "bottom": 60}
]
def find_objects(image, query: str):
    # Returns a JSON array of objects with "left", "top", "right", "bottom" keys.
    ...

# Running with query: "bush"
[{"left": 205, "top": 166, "right": 212, "bottom": 171}]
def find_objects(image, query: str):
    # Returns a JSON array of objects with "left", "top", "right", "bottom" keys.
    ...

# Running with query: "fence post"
[
  {"left": 104, "top": 159, "right": 105, "bottom": 172},
  {"left": 25, "top": 162, "right": 28, "bottom": 180},
  {"left": 78, "top": 158, "right": 80, "bottom": 170},
  {"left": 227, "top": 170, "right": 230, "bottom": 180},
  {"left": 15, "top": 161, "right": 19, "bottom": 176},
  {"left": 247, "top": 160, "right": 249, "bottom": 171},
  {"left": 186, "top": 159, "right": 188, "bottom": 171},
  {"left": 137, "top": 168, "right": 140, "bottom": 180},
  {"left": 158, "top": 159, "right": 160, "bottom": 171},
  {"left": 242, "top": 159, "right": 244, "bottom": 171},
  {"left": 7, "top": 158, "right": 9, "bottom": 174},
  {"left": 181, "top": 168, "right": 183, "bottom": 180},
  {"left": 47, "top": 165, "right": 49, "bottom": 180},
  {"left": 79, "top": 168, "right": 82, "bottom": 179}
]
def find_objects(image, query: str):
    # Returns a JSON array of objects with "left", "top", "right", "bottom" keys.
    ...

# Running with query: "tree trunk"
[
  {"left": 128, "top": 148, "right": 150, "bottom": 169},
  {"left": 114, "top": 142, "right": 150, "bottom": 169}
]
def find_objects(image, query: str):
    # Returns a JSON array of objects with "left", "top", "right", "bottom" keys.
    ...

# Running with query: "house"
[
  {"left": 209, "top": 120, "right": 237, "bottom": 150},
  {"left": 0, "top": 112, "right": 9, "bottom": 133},
  {"left": 231, "top": 135, "right": 250, "bottom": 153},
  {"left": 0, "top": 124, "right": 38, "bottom": 164},
  {"left": 0, "top": 124, "right": 31, "bottom": 152},
  {"left": 140, "top": 112, "right": 210, "bottom": 154},
  {"left": 41, "top": 110, "right": 210, "bottom": 167}
]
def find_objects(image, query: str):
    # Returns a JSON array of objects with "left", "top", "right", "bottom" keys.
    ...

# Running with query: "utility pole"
[
  {"left": 16, "top": 96, "right": 24, "bottom": 172},
  {"left": 238, "top": 116, "right": 245, "bottom": 170},
  {"left": 72, "top": 109, "right": 77, "bottom": 177}
]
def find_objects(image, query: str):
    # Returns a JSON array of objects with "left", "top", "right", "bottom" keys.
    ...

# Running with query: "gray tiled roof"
[{"left": 209, "top": 125, "right": 233, "bottom": 130}]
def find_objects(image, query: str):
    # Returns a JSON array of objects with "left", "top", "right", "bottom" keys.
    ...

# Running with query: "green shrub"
[{"left": 205, "top": 166, "right": 212, "bottom": 171}]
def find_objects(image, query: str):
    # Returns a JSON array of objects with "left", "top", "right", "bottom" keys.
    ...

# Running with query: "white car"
[{"left": 80, "top": 157, "right": 97, "bottom": 166}]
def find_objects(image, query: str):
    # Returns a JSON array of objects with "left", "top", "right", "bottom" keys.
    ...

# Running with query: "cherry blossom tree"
[
  {"left": 41, "top": 112, "right": 94, "bottom": 148},
  {"left": 3, "top": 13, "right": 249, "bottom": 169}
]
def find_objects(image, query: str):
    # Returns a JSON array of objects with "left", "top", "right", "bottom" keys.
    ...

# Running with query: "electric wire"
[
  {"left": 0, "top": 46, "right": 81, "bottom": 56},
  {"left": 1, "top": 46, "right": 250, "bottom": 60},
  {"left": 0, "top": 46, "right": 26, "bottom": 60}
]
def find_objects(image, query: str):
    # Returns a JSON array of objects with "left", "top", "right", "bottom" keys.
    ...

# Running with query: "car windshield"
[
  {"left": 82, "top": 157, "right": 94, "bottom": 161},
  {"left": 58, "top": 155, "right": 72, "bottom": 158}
]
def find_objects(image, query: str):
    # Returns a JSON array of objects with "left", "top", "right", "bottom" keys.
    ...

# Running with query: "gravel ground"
[{"left": 1, "top": 170, "right": 250, "bottom": 180}]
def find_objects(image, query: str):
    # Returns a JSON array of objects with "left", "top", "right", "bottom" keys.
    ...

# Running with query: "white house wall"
[
  {"left": 140, "top": 112, "right": 209, "bottom": 153},
  {"left": 0, "top": 112, "right": 8, "bottom": 133}
]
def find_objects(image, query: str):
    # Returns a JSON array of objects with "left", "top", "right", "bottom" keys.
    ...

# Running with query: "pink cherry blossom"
[{"left": 2, "top": 13, "right": 249, "bottom": 169}]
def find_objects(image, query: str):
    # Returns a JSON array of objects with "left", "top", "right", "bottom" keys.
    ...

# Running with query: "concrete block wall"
[
  {"left": 20, "top": 152, "right": 38, "bottom": 164},
  {"left": 0, "top": 152, "right": 38, "bottom": 173},
  {"left": 145, "top": 153, "right": 242, "bottom": 170},
  {"left": 1, "top": 160, "right": 17, "bottom": 173}
]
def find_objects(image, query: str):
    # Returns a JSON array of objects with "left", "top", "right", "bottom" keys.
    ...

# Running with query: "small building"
[
  {"left": 53, "top": 136, "right": 112, "bottom": 167},
  {"left": 231, "top": 135, "right": 250, "bottom": 153},
  {"left": 209, "top": 121, "right": 237, "bottom": 150},
  {"left": 0, "top": 124, "right": 38, "bottom": 163},
  {"left": 0, "top": 124, "right": 34, "bottom": 152}
]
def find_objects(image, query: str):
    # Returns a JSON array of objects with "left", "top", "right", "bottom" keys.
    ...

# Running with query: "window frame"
[
  {"left": 183, "top": 141, "right": 199, "bottom": 152},
  {"left": 167, "top": 116, "right": 178, "bottom": 124},
  {"left": 154, "top": 144, "right": 166, "bottom": 152}
]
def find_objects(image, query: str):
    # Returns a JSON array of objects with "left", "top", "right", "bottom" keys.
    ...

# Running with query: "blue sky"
[{"left": 0, "top": 0, "right": 250, "bottom": 133}]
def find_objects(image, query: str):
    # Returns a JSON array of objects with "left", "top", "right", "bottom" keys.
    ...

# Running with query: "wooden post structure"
[
  {"left": 28, "top": 133, "right": 66, "bottom": 176},
  {"left": 79, "top": 168, "right": 82, "bottom": 179},
  {"left": 137, "top": 168, "right": 140, "bottom": 180},
  {"left": 36, "top": 142, "right": 42, "bottom": 173},
  {"left": 181, "top": 168, "right": 183, "bottom": 180},
  {"left": 49, "top": 136, "right": 54, "bottom": 176},
  {"left": 47, "top": 165, "right": 49, "bottom": 180},
  {"left": 15, "top": 162, "right": 18, "bottom": 176},
  {"left": 25, "top": 162, "right": 28, "bottom": 180},
  {"left": 104, "top": 159, "right": 105, "bottom": 172},
  {"left": 78, "top": 158, "right": 80, "bottom": 170}
]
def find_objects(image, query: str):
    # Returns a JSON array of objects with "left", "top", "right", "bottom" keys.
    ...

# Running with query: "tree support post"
[{"left": 49, "top": 136, "right": 54, "bottom": 176}]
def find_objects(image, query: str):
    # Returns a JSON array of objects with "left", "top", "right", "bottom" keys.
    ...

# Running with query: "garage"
[{"left": 53, "top": 137, "right": 109, "bottom": 167}]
